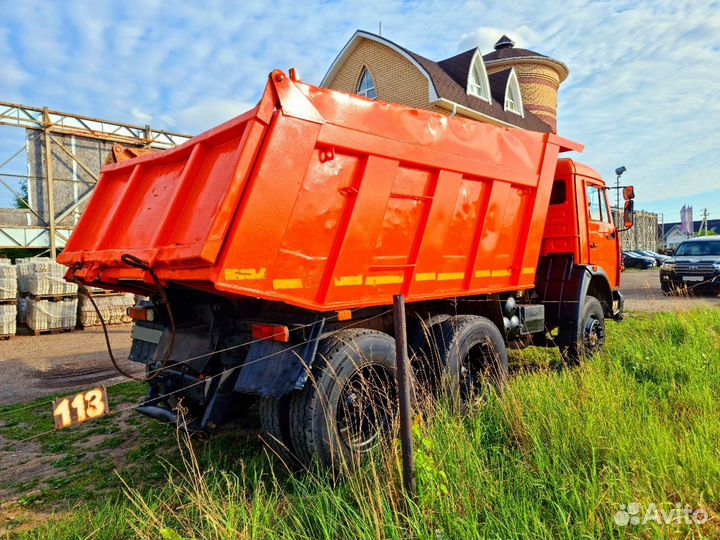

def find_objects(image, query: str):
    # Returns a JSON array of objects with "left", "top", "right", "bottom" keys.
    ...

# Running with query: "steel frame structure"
[{"left": 0, "top": 101, "right": 191, "bottom": 257}]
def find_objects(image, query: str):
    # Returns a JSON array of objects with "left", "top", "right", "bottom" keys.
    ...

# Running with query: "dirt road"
[
  {"left": 0, "top": 325, "right": 140, "bottom": 405},
  {"left": 620, "top": 268, "right": 720, "bottom": 312},
  {"left": 0, "top": 270, "right": 716, "bottom": 406}
]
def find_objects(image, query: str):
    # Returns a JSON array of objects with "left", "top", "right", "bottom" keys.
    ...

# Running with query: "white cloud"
[
  {"left": 0, "top": 28, "right": 29, "bottom": 89},
  {"left": 130, "top": 107, "right": 152, "bottom": 124},
  {"left": 174, "top": 99, "right": 256, "bottom": 134},
  {"left": 0, "top": 0, "right": 718, "bottom": 214},
  {"left": 457, "top": 25, "right": 542, "bottom": 53}
]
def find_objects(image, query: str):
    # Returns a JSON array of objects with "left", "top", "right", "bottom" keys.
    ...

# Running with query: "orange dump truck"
[{"left": 59, "top": 70, "right": 634, "bottom": 467}]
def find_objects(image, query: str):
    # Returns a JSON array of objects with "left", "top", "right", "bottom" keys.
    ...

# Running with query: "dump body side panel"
[
  {"left": 61, "top": 71, "right": 582, "bottom": 311},
  {"left": 211, "top": 76, "right": 578, "bottom": 310}
]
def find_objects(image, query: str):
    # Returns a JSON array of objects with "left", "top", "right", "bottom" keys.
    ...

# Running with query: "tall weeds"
[{"left": 22, "top": 308, "right": 720, "bottom": 539}]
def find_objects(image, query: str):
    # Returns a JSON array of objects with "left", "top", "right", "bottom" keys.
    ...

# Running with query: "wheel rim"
[
  {"left": 459, "top": 339, "right": 497, "bottom": 399},
  {"left": 336, "top": 366, "right": 394, "bottom": 453},
  {"left": 583, "top": 316, "right": 604, "bottom": 352}
]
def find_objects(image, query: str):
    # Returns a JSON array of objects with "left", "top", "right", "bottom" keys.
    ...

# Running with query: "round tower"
[{"left": 483, "top": 35, "right": 568, "bottom": 132}]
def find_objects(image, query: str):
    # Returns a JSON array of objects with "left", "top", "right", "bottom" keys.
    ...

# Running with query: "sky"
[{"left": 0, "top": 0, "right": 718, "bottom": 222}]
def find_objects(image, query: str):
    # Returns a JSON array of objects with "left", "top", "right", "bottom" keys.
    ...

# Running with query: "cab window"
[
  {"left": 586, "top": 185, "right": 602, "bottom": 221},
  {"left": 600, "top": 189, "right": 613, "bottom": 224},
  {"left": 550, "top": 180, "right": 567, "bottom": 205}
]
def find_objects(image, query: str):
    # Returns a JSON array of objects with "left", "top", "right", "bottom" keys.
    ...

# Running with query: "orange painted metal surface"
[
  {"left": 542, "top": 160, "right": 620, "bottom": 288},
  {"left": 59, "top": 70, "right": 584, "bottom": 312}
]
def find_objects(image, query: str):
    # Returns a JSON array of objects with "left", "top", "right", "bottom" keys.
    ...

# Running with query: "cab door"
[{"left": 584, "top": 181, "right": 620, "bottom": 288}]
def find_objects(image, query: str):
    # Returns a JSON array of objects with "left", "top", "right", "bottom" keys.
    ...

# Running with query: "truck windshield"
[{"left": 675, "top": 241, "right": 720, "bottom": 256}]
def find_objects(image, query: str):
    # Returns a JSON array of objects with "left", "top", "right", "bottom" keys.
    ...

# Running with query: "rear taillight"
[
  {"left": 127, "top": 307, "right": 155, "bottom": 322},
  {"left": 251, "top": 323, "right": 290, "bottom": 343}
]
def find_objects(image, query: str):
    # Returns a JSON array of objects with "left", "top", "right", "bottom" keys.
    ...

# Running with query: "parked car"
[
  {"left": 660, "top": 237, "right": 720, "bottom": 294},
  {"left": 634, "top": 250, "right": 670, "bottom": 265},
  {"left": 622, "top": 251, "right": 656, "bottom": 269}
]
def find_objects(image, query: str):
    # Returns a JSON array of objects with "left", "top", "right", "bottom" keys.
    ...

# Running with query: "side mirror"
[
  {"left": 623, "top": 186, "right": 635, "bottom": 200},
  {"left": 623, "top": 199, "right": 634, "bottom": 228}
]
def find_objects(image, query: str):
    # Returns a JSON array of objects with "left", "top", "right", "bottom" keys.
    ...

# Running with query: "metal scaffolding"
[{"left": 0, "top": 101, "right": 191, "bottom": 257}]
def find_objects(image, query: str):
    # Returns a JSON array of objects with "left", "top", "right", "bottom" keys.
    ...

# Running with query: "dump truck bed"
[{"left": 59, "top": 70, "right": 582, "bottom": 311}]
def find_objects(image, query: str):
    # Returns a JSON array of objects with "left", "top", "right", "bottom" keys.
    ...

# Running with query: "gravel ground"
[
  {"left": 0, "top": 324, "right": 140, "bottom": 405},
  {"left": 0, "top": 270, "right": 716, "bottom": 406},
  {"left": 619, "top": 268, "right": 720, "bottom": 312}
]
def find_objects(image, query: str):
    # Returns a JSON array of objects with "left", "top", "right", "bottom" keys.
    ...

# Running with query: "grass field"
[{"left": 1, "top": 308, "right": 719, "bottom": 539}]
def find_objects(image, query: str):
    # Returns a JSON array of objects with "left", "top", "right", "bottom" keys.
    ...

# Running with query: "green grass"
[{"left": 3, "top": 308, "right": 720, "bottom": 539}]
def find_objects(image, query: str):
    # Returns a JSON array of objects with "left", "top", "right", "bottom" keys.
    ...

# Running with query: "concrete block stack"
[
  {"left": 27, "top": 273, "right": 78, "bottom": 296},
  {"left": 0, "top": 262, "right": 17, "bottom": 301},
  {"left": 27, "top": 298, "right": 77, "bottom": 332},
  {"left": 16, "top": 258, "right": 78, "bottom": 333},
  {"left": 0, "top": 261, "right": 16, "bottom": 337},
  {"left": 0, "top": 304, "right": 15, "bottom": 337},
  {"left": 78, "top": 292, "right": 135, "bottom": 327}
]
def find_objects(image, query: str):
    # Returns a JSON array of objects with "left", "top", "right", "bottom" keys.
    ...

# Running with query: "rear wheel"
[
  {"left": 259, "top": 395, "right": 300, "bottom": 469},
  {"left": 288, "top": 329, "right": 397, "bottom": 469},
  {"left": 562, "top": 295, "right": 605, "bottom": 365},
  {"left": 407, "top": 313, "right": 450, "bottom": 396},
  {"left": 415, "top": 315, "right": 508, "bottom": 401}
]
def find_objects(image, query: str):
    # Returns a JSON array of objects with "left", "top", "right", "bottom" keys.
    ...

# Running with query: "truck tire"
[
  {"left": 408, "top": 313, "right": 450, "bottom": 357},
  {"left": 416, "top": 315, "right": 508, "bottom": 400},
  {"left": 562, "top": 295, "right": 605, "bottom": 366},
  {"left": 288, "top": 329, "right": 397, "bottom": 469},
  {"left": 407, "top": 313, "right": 450, "bottom": 395},
  {"left": 259, "top": 395, "right": 300, "bottom": 469}
]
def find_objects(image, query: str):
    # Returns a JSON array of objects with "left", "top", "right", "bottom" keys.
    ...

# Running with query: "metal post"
[
  {"left": 393, "top": 294, "right": 416, "bottom": 498},
  {"left": 43, "top": 107, "right": 57, "bottom": 259}
]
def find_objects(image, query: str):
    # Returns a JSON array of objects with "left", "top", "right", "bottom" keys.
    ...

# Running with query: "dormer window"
[
  {"left": 466, "top": 49, "right": 491, "bottom": 103},
  {"left": 357, "top": 67, "right": 377, "bottom": 99},
  {"left": 504, "top": 69, "right": 524, "bottom": 116}
]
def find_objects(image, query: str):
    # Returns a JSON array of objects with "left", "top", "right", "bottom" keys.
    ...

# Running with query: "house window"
[
  {"left": 504, "top": 69, "right": 524, "bottom": 116},
  {"left": 357, "top": 68, "right": 377, "bottom": 99},
  {"left": 467, "top": 49, "right": 491, "bottom": 103}
]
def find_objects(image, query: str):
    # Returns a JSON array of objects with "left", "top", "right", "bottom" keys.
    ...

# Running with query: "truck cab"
[{"left": 540, "top": 158, "right": 627, "bottom": 323}]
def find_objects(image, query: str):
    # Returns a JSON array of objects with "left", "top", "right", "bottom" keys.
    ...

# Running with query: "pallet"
[
  {"left": 17, "top": 325, "right": 76, "bottom": 337},
  {"left": 81, "top": 291, "right": 128, "bottom": 299},
  {"left": 27, "top": 294, "right": 77, "bottom": 302}
]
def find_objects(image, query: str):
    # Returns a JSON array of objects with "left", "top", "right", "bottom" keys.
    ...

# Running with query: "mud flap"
[
  {"left": 536, "top": 256, "right": 592, "bottom": 349},
  {"left": 233, "top": 318, "right": 325, "bottom": 398}
]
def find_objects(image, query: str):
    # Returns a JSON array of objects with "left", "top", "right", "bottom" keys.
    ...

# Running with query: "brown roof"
[
  {"left": 482, "top": 47, "right": 548, "bottom": 62},
  {"left": 488, "top": 69, "right": 512, "bottom": 105},
  {"left": 393, "top": 41, "right": 551, "bottom": 132}
]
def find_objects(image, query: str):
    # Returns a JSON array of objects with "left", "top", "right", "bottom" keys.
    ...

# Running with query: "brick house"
[{"left": 321, "top": 30, "right": 569, "bottom": 133}]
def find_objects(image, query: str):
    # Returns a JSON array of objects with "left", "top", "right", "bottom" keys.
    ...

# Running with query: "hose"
[
  {"left": 74, "top": 254, "right": 178, "bottom": 382},
  {"left": 77, "top": 283, "right": 146, "bottom": 382}
]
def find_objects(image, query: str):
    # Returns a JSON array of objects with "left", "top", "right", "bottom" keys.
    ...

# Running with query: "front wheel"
[{"left": 562, "top": 295, "right": 606, "bottom": 366}]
